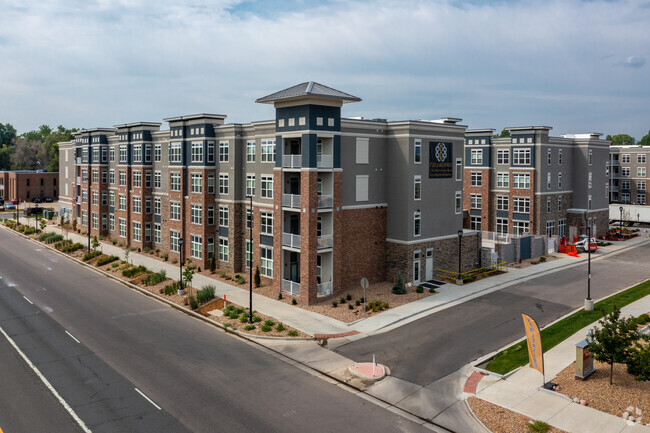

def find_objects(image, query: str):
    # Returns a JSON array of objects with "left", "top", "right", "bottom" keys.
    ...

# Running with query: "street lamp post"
[
  {"left": 247, "top": 195, "right": 253, "bottom": 324},
  {"left": 584, "top": 212, "right": 593, "bottom": 311},
  {"left": 178, "top": 237, "right": 185, "bottom": 296},
  {"left": 457, "top": 229, "right": 464, "bottom": 284},
  {"left": 619, "top": 206, "right": 624, "bottom": 239}
]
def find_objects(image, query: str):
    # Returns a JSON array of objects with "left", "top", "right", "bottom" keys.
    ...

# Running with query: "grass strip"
[{"left": 485, "top": 279, "right": 650, "bottom": 375}]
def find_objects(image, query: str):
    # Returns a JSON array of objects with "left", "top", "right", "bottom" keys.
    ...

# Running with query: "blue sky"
[{"left": 0, "top": 0, "right": 648, "bottom": 141}]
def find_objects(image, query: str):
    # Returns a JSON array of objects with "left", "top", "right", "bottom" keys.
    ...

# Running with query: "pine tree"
[{"left": 254, "top": 265, "right": 261, "bottom": 288}]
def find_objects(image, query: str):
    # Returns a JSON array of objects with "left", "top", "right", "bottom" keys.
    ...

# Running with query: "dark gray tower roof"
[{"left": 256, "top": 81, "right": 361, "bottom": 104}]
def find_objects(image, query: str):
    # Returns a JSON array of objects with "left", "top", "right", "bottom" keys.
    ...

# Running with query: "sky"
[{"left": 1, "top": 0, "right": 649, "bottom": 141}]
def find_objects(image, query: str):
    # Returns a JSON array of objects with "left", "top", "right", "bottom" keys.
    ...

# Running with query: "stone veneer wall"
[{"left": 566, "top": 210, "right": 609, "bottom": 238}]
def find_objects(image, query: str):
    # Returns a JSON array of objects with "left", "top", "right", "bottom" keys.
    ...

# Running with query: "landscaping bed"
[
  {"left": 509, "top": 254, "right": 561, "bottom": 269},
  {"left": 468, "top": 397, "right": 567, "bottom": 433}
]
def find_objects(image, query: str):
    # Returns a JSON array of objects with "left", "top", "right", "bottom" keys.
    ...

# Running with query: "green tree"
[
  {"left": 39, "top": 219, "right": 46, "bottom": 232},
  {"left": 588, "top": 306, "right": 639, "bottom": 384},
  {"left": 610, "top": 134, "right": 636, "bottom": 146},
  {"left": 254, "top": 265, "right": 261, "bottom": 288},
  {"left": 183, "top": 266, "right": 195, "bottom": 296},
  {"left": 92, "top": 236, "right": 100, "bottom": 252},
  {"left": 392, "top": 272, "right": 406, "bottom": 294},
  {"left": 22, "top": 125, "right": 52, "bottom": 142},
  {"left": 209, "top": 253, "right": 216, "bottom": 273},
  {"left": 493, "top": 128, "right": 510, "bottom": 138},
  {"left": 626, "top": 342, "right": 650, "bottom": 381},
  {"left": 0, "top": 123, "right": 17, "bottom": 145},
  {"left": 638, "top": 130, "right": 650, "bottom": 147},
  {"left": 0, "top": 144, "right": 12, "bottom": 170}
]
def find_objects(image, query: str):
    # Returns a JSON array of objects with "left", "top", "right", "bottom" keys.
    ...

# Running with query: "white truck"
[{"left": 611, "top": 204, "right": 650, "bottom": 225}]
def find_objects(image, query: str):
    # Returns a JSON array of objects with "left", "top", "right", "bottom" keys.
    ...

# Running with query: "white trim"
[
  {"left": 535, "top": 190, "right": 574, "bottom": 196},
  {"left": 341, "top": 203, "right": 388, "bottom": 210},
  {"left": 386, "top": 231, "right": 479, "bottom": 245},
  {"left": 567, "top": 207, "right": 609, "bottom": 212}
]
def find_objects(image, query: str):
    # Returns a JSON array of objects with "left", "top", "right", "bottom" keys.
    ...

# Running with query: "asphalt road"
[
  {"left": 335, "top": 241, "right": 650, "bottom": 387},
  {"left": 0, "top": 228, "right": 429, "bottom": 433}
]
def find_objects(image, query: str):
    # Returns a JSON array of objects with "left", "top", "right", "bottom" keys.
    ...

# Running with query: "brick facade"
[{"left": 0, "top": 171, "right": 58, "bottom": 202}]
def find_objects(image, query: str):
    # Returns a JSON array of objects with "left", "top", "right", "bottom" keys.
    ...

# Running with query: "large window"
[
  {"left": 92, "top": 169, "right": 99, "bottom": 183},
  {"left": 497, "top": 195, "right": 509, "bottom": 211},
  {"left": 133, "top": 171, "right": 141, "bottom": 188},
  {"left": 470, "top": 194, "right": 482, "bottom": 209},
  {"left": 119, "top": 194, "right": 126, "bottom": 211},
  {"left": 261, "top": 139, "right": 275, "bottom": 162},
  {"left": 191, "top": 142, "right": 203, "bottom": 163},
  {"left": 261, "top": 211, "right": 273, "bottom": 235},
  {"left": 133, "top": 196, "right": 141, "bottom": 214},
  {"left": 621, "top": 154, "right": 630, "bottom": 163},
  {"left": 413, "top": 176, "right": 421, "bottom": 200},
  {"left": 558, "top": 149, "right": 562, "bottom": 165},
  {"left": 109, "top": 169, "right": 115, "bottom": 185},
  {"left": 513, "top": 173, "right": 530, "bottom": 189},
  {"left": 547, "top": 149, "right": 552, "bottom": 165},
  {"left": 622, "top": 167, "right": 631, "bottom": 176},
  {"left": 547, "top": 172, "right": 551, "bottom": 189},
  {"left": 497, "top": 149, "right": 509, "bottom": 165},
  {"left": 191, "top": 173, "right": 202, "bottom": 193},
  {"left": 456, "top": 159, "right": 462, "bottom": 181},
  {"left": 154, "top": 144, "right": 162, "bottom": 162},
  {"left": 119, "top": 218, "right": 126, "bottom": 237},
  {"left": 455, "top": 192, "right": 462, "bottom": 214},
  {"left": 497, "top": 172, "right": 509, "bottom": 188},
  {"left": 207, "top": 141, "right": 215, "bottom": 163},
  {"left": 496, "top": 218, "right": 508, "bottom": 235},
  {"left": 219, "top": 206, "right": 229, "bottom": 227},
  {"left": 145, "top": 171, "right": 151, "bottom": 188},
  {"left": 154, "top": 223, "right": 161, "bottom": 244},
  {"left": 470, "top": 216, "right": 481, "bottom": 231},
  {"left": 513, "top": 197, "right": 530, "bottom": 213},
  {"left": 414, "top": 139, "right": 421, "bottom": 163},
  {"left": 154, "top": 197, "right": 161, "bottom": 215},
  {"left": 92, "top": 191, "right": 99, "bottom": 205},
  {"left": 109, "top": 147, "right": 115, "bottom": 162},
  {"left": 261, "top": 246, "right": 273, "bottom": 277},
  {"left": 219, "top": 141, "right": 229, "bottom": 162},
  {"left": 638, "top": 167, "right": 646, "bottom": 177},
  {"left": 513, "top": 149, "right": 531, "bottom": 165},
  {"left": 546, "top": 221, "right": 555, "bottom": 237},
  {"left": 119, "top": 145, "right": 127, "bottom": 163},
  {"left": 247, "top": 141, "right": 255, "bottom": 162},
  {"left": 558, "top": 196, "right": 563, "bottom": 211},
  {"left": 119, "top": 170, "right": 126, "bottom": 186},
  {"left": 558, "top": 172, "right": 562, "bottom": 188},
  {"left": 154, "top": 171, "right": 161, "bottom": 189},
  {"left": 170, "top": 230, "right": 180, "bottom": 253},
  {"left": 133, "top": 221, "right": 141, "bottom": 242},
  {"left": 170, "top": 201, "right": 180, "bottom": 220},
  {"left": 170, "top": 173, "right": 181, "bottom": 191},
  {"left": 470, "top": 149, "right": 483, "bottom": 165},
  {"left": 513, "top": 221, "right": 530, "bottom": 236},
  {"left": 413, "top": 211, "right": 421, "bottom": 236},
  {"left": 246, "top": 175, "right": 256, "bottom": 196},
  {"left": 169, "top": 142, "right": 182, "bottom": 163},
  {"left": 638, "top": 154, "right": 646, "bottom": 164},
  {"left": 558, "top": 219, "right": 566, "bottom": 237},
  {"left": 246, "top": 240, "right": 252, "bottom": 268},
  {"left": 218, "top": 238, "right": 229, "bottom": 262},
  {"left": 470, "top": 172, "right": 482, "bottom": 187},
  {"left": 191, "top": 204, "right": 202, "bottom": 224},
  {"left": 109, "top": 215, "right": 115, "bottom": 231},
  {"left": 191, "top": 234, "right": 202, "bottom": 259},
  {"left": 207, "top": 173, "right": 215, "bottom": 194},
  {"left": 133, "top": 145, "right": 142, "bottom": 163},
  {"left": 638, "top": 180, "right": 646, "bottom": 191},
  {"left": 261, "top": 175, "right": 273, "bottom": 198}
]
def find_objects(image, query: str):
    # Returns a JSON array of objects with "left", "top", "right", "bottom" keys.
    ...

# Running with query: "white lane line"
[
  {"left": 65, "top": 331, "right": 80, "bottom": 344},
  {"left": 0, "top": 325, "right": 92, "bottom": 433},
  {"left": 23, "top": 296, "right": 34, "bottom": 305},
  {"left": 135, "top": 388, "right": 161, "bottom": 410}
]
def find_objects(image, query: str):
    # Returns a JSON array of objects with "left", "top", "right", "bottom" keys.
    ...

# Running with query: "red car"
[{"left": 10, "top": 199, "right": 19, "bottom": 205}]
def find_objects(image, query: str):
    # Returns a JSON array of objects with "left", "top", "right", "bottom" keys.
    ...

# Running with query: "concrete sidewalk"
[{"left": 473, "top": 295, "right": 650, "bottom": 433}]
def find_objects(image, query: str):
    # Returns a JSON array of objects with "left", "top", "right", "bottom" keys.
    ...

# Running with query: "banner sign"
[
  {"left": 429, "top": 142, "right": 453, "bottom": 178},
  {"left": 522, "top": 313, "right": 544, "bottom": 376}
]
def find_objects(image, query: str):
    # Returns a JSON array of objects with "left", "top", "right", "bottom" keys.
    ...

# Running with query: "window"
[
  {"left": 207, "top": 206, "right": 214, "bottom": 225},
  {"left": 513, "top": 197, "right": 530, "bottom": 213},
  {"left": 621, "top": 154, "right": 631, "bottom": 163},
  {"left": 219, "top": 206, "right": 229, "bottom": 227},
  {"left": 513, "top": 149, "right": 531, "bottom": 165},
  {"left": 145, "top": 171, "right": 151, "bottom": 188},
  {"left": 191, "top": 173, "right": 202, "bottom": 193},
  {"left": 638, "top": 194, "right": 647, "bottom": 205},
  {"left": 638, "top": 180, "right": 646, "bottom": 191},
  {"left": 207, "top": 173, "right": 215, "bottom": 194},
  {"left": 622, "top": 180, "right": 630, "bottom": 189},
  {"left": 81, "top": 190, "right": 87, "bottom": 203},
  {"left": 245, "top": 240, "right": 252, "bottom": 268},
  {"left": 133, "top": 196, "right": 141, "bottom": 214},
  {"left": 261, "top": 211, "right": 273, "bottom": 235},
  {"left": 170, "top": 173, "right": 181, "bottom": 191},
  {"left": 82, "top": 169, "right": 88, "bottom": 182},
  {"left": 118, "top": 194, "right": 126, "bottom": 211},
  {"left": 191, "top": 204, "right": 202, "bottom": 224},
  {"left": 547, "top": 172, "right": 551, "bottom": 189},
  {"left": 92, "top": 191, "right": 99, "bottom": 205},
  {"left": 145, "top": 196, "right": 151, "bottom": 214},
  {"left": 470, "top": 194, "right": 482, "bottom": 209},
  {"left": 547, "top": 149, "right": 552, "bottom": 165},
  {"left": 638, "top": 167, "right": 646, "bottom": 177},
  {"left": 496, "top": 218, "right": 508, "bottom": 235},
  {"left": 638, "top": 154, "right": 646, "bottom": 164},
  {"left": 218, "top": 238, "right": 229, "bottom": 262},
  {"left": 414, "top": 139, "right": 421, "bottom": 163},
  {"left": 261, "top": 175, "right": 273, "bottom": 198},
  {"left": 497, "top": 149, "right": 509, "bottom": 165},
  {"left": 119, "top": 170, "right": 126, "bottom": 186},
  {"left": 219, "top": 141, "right": 229, "bottom": 162},
  {"left": 247, "top": 141, "right": 256, "bottom": 162},
  {"left": 119, "top": 218, "right": 126, "bottom": 237},
  {"left": 169, "top": 142, "right": 182, "bottom": 163},
  {"left": 109, "top": 215, "right": 115, "bottom": 231},
  {"left": 191, "top": 142, "right": 203, "bottom": 163},
  {"left": 154, "top": 171, "right": 161, "bottom": 189},
  {"left": 191, "top": 235, "right": 202, "bottom": 259},
  {"left": 154, "top": 197, "right": 161, "bottom": 215},
  {"left": 470, "top": 216, "right": 481, "bottom": 231},
  {"left": 170, "top": 230, "right": 180, "bottom": 253},
  {"left": 558, "top": 196, "right": 563, "bottom": 211},
  {"left": 261, "top": 246, "right": 273, "bottom": 277},
  {"left": 356, "top": 137, "right": 369, "bottom": 164},
  {"left": 109, "top": 191, "right": 115, "bottom": 207},
  {"left": 133, "top": 171, "right": 141, "bottom": 188},
  {"left": 109, "top": 169, "right": 115, "bottom": 184},
  {"left": 588, "top": 194, "right": 592, "bottom": 210},
  {"left": 558, "top": 219, "right": 567, "bottom": 237},
  {"left": 547, "top": 198, "right": 551, "bottom": 213},
  {"left": 513, "top": 173, "right": 530, "bottom": 189},
  {"left": 92, "top": 169, "right": 99, "bottom": 183},
  {"left": 497, "top": 172, "right": 509, "bottom": 188},
  {"left": 558, "top": 172, "right": 562, "bottom": 188},
  {"left": 154, "top": 224, "right": 161, "bottom": 244},
  {"left": 246, "top": 208, "right": 252, "bottom": 229},
  {"left": 413, "top": 176, "right": 421, "bottom": 200},
  {"left": 170, "top": 201, "right": 180, "bottom": 220},
  {"left": 133, "top": 145, "right": 142, "bottom": 163},
  {"left": 558, "top": 149, "right": 562, "bottom": 165},
  {"left": 109, "top": 147, "right": 115, "bottom": 162},
  {"left": 497, "top": 195, "right": 509, "bottom": 211},
  {"left": 144, "top": 144, "right": 151, "bottom": 163},
  {"left": 622, "top": 167, "right": 630, "bottom": 176},
  {"left": 413, "top": 211, "right": 421, "bottom": 236},
  {"left": 81, "top": 210, "right": 88, "bottom": 226},
  {"left": 621, "top": 193, "right": 630, "bottom": 203},
  {"left": 246, "top": 175, "right": 256, "bottom": 196},
  {"left": 133, "top": 221, "right": 141, "bottom": 242},
  {"left": 471, "top": 149, "right": 483, "bottom": 165},
  {"left": 119, "top": 145, "right": 127, "bottom": 163},
  {"left": 588, "top": 149, "right": 593, "bottom": 165},
  {"left": 261, "top": 139, "right": 275, "bottom": 162},
  {"left": 513, "top": 221, "right": 530, "bottom": 236},
  {"left": 456, "top": 159, "right": 462, "bottom": 181},
  {"left": 207, "top": 141, "right": 215, "bottom": 163},
  {"left": 470, "top": 172, "right": 482, "bottom": 187},
  {"left": 588, "top": 172, "right": 592, "bottom": 188},
  {"left": 546, "top": 221, "right": 555, "bottom": 237},
  {"left": 102, "top": 191, "right": 108, "bottom": 206},
  {"left": 219, "top": 174, "right": 229, "bottom": 195},
  {"left": 92, "top": 212, "right": 98, "bottom": 229},
  {"left": 455, "top": 192, "right": 462, "bottom": 214},
  {"left": 154, "top": 145, "right": 162, "bottom": 162}
]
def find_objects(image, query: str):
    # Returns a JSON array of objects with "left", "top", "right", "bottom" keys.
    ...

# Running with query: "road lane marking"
[
  {"left": 65, "top": 331, "right": 80, "bottom": 344},
  {"left": 0, "top": 325, "right": 92, "bottom": 433},
  {"left": 23, "top": 296, "right": 33, "bottom": 305},
  {"left": 135, "top": 388, "right": 161, "bottom": 410}
]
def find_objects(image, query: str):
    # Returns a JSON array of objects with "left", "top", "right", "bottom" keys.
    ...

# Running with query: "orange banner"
[{"left": 522, "top": 313, "right": 544, "bottom": 376}]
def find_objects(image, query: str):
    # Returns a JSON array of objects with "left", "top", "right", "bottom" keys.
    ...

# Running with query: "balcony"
[
  {"left": 282, "top": 279, "right": 300, "bottom": 296},
  {"left": 76, "top": 176, "right": 81, "bottom": 184},
  {"left": 317, "top": 195, "right": 333, "bottom": 209},
  {"left": 317, "top": 234, "right": 333, "bottom": 249},
  {"left": 317, "top": 282, "right": 333, "bottom": 297},
  {"left": 317, "top": 154, "right": 333, "bottom": 169},
  {"left": 282, "top": 154, "right": 302, "bottom": 169},
  {"left": 282, "top": 232, "right": 301, "bottom": 249},
  {"left": 283, "top": 193, "right": 301, "bottom": 209}
]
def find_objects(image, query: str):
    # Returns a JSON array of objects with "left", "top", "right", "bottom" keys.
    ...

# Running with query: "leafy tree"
[
  {"left": 606, "top": 134, "right": 612, "bottom": 141},
  {"left": 39, "top": 219, "right": 46, "bottom": 232},
  {"left": 588, "top": 306, "right": 639, "bottom": 384},
  {"left": 498, "top": 128, "right": 511, "bottom": 138},
  {"left": 638, "top": 130, "right": 650, "bottom": 147},
  {"left": 0, "top": 144, "right": 12, "bottom": 170},
  {"left": 626, "top": 342, "right": 650, "bottom": 381},
  {"left": 10, "top": 138, "right": 47, "bottom": 170},
  {"left": 91, "top": 236, "right": 100, "bottom": 252},
  {"left": 610, "top": 134, "right": 636, "bottom": 146},
  {"left": 22, "top": 125, "right": 52, "bottom": 142},
  {"left": 183, "top": 266, "right": 195, "bottom": 296},
  {"left": 0, "top": 123, "right": 17, "bottom": 145}
]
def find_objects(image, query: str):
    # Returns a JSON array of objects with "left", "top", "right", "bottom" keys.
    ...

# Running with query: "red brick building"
[{"left": 0, "top": 170, "right": 58, "bottom": 202}]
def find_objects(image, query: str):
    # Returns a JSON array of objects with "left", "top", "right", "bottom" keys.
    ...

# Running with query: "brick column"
[{"left": 299, "top": 170, "right": 318, "bottom": 304}]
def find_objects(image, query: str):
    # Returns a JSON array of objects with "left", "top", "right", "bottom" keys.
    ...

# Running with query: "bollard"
[
  {"left": 223, "top": 294, "right": 227, "bottom": 308},
  {"left": 373, "top": 354, "right": 376, "bottom": 377}
]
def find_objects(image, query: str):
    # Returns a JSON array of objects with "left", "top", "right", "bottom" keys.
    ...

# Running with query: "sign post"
[{"left": 360, "top": 278, "right": 369, "bottom": 317}]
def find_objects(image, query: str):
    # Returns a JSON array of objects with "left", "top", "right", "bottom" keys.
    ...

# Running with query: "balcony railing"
[
  {"left": 282, "top": 279, "right": 300, "bottom": 297},
  {"left": 317, "top": 234, "right": 333, "bottom": 249},
  {"left": 282, "top": 193, "right": 301, "bottom": 209},
  {"left": 282, "top": 232, "right": 301, "bottom": 249},
  {"left": 282, "top": 154, "right": 302, "bottom": 169},
  {"left": 317, "top": 195, "right": 333, "bottom": 209},
  {"left": 317, "top": 282, "right": 333, "bottom": 297},
  {"left": 317, "top": 154, "right": 333, "bottom": 169}
]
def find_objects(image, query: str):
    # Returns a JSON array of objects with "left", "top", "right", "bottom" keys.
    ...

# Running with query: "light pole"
[
  {"left": 619, "top": 206, "right": 624, "bottom": 239},
  {"left": 247, "top": 195, "right": 253, "bottom": 324},
  {"left": 584, "top": 212, "right": 593, "bottom": 311},
  {"left": 178, "top": 237, "right": 185, "bottom": 296},
  {"left": 457, "top": 229, "right": 463, "bottom": 283}
]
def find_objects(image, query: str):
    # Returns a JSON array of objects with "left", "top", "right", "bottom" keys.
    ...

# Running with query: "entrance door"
[
  {"left": 425, "top": 248, "right": 433, "bottom": 281},
  {"left": 413, "top": 251, "right": 421, "bottom": 285}
]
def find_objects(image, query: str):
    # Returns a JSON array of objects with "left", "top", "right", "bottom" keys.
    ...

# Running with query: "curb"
[{"left": 463, "top": 397, "right": 493, "bottom": 433}]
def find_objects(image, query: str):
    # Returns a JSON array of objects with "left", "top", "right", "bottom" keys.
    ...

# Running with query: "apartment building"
[
  {"left": 59, "top": 82, "right": 479, "bottom": 305},
  {"left": 608, "top": 146, "right": 648, "bottom": 205},
  {"left": 0, "top": 170, "right": 58, "bottom": 202},
  {"left": 463, "top": 127, "right": 609, "bottom": 238}
]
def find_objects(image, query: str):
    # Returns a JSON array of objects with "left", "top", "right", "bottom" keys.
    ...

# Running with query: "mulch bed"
[{"left": 468, "top": 397, "right": 568, "bottom": 433}]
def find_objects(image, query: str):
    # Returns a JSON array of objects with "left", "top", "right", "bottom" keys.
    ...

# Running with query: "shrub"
[
  {"left": 218, "top": 270, "right": 226, "bottom": 278},
  {"left": 276, "top": 323, "right": 285, "bottom": 332},
  {"left": 539, "top": 256, "right": 547, "bottom": 263},
  {"left": 196, "top": 285, "right": 216, "bottom": 304},
  {"left": 260, "top": 324, "right": 272, "bottom": 332},
  {"left": 188, "top": 295, "right": 198, "bottom": 310},
  {"left": 346, "top": 294, "right": 352, "bottom": 301},
  {"left": 392, "top": 272, "right": 406, "bottom": 294},
  {"left": 355, "top": 300, "right": 361, "bottom": 306},
  {"left": 122, "top": 265, "right": 149, "bottom": 278},
  {"left": 348, "top": 303, "right": 354, "bottom": 310},
  {"left": 252, "top": 315, "right": 262, "bottom": 323},
  {"left": 339, "top": 297, "right": 346, "bottom": 304},
  {"left": 143, "top": 270, "right": 167, "bottom": 286},
  {"left": 39, "top": 232, "right": 63, "bottom": 243},
  {"left": 62, "top": 242, "right": 84, "bottom": 253},
  {"left": 82, "top": 251, "right": 102, "bottom": 262},
  {"left": 288, "top": 330, "right": 298, "bottom": 337},
  {"left": 365, "top": 300, "right": 389, "bottom": 312},
  {"left": 254, "top": 266, "right": 261, "bottom": 287},
  {"left": 292, "top": 298, "right": 297, "bottom": 305},
  {"left": 111, "top": 262, "right": 119, "bottom": 268},
  {"left": 416, "top": 286, "right": 424, "bottom": 293},
  {"left": 97, "top": 255, "right": 119, "bottom": 266},
  {"left": 264, "top": 319, "right": 274, "bottom": 327},
  {"left": 463, "top": 275, "right": 477, "bottom": 283},
  {"left": 528, "top": 420, "right": 551, "bottom": 433},
  {"left": 637, "top": 313, "right": 650, "bottom": 325},
  {"left": 244, "top": 324, "right": 255, "bottom": 331},
  {"left": 161, "top": 253, "right": 168, "bottom": 261},
  {"left": 240, "top": 314, "right": 250, "bottom": 323},
  {"left": 429, "top": 287, "right": 436, "bottom": 293},
  {"left": 112, "top": 239, "right": 117, "bottom": 245},
  {"left": 332, "top": 301, "right": 338, "bottom": 307},
  {"left": 164, "top": 281, "right": 179, "bottom": 295},
  {"left": 209, "top": 253, "right": 216, "bottom": 273},
  {"left": 278, "top": 292, "right": 283, "bottom": 300},
  {"left": 235, "top": 275, "right": 246, "bottom": 284}
]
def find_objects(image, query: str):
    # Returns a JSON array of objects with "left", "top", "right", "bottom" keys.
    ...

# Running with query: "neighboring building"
[
  {"left": 0, "top": 170, "right": 58, "bottom": 202},
  {"left": 463, "top": 127, "right": 610, "bottom": 238},
  {"left": 608, "top": 146, "right": 648, "bottom": 205},
  {"left": 59, "top": 82, "right": 480, "bottom": 305}
]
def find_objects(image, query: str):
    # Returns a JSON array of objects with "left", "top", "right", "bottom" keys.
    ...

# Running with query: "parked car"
[
  {"left": 43, "top": 197, "right": 53, "bottom": 203},
  {"left": 32, "top": 197, "right": 42, "bottom": 203},
  {"left": 0, "top": 198, "right": 4, "bottom": 206},
  {"left": 24, "top": 207, "right": 44, "bottom": 216},
  {"left": 10, "top": 199, "right": 19, "bottom": 205},
  {"left": 4, "top": 202, "right": 16, "bottom": 210}
]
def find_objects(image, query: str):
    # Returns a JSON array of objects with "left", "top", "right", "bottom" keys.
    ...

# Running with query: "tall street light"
[
  {"left": 619, "top": 206, "right": 624, "bottom": 239},
  {"left": 178, "top": 237, "right": 185, "bottom": 296},
  {"left": 584, "top": 211, "right": 593, "bottom": 311},
  {"left": 247, "top": 195, "right": 253, "bottom": 324},
  {"left": 457, "top": 229, "right": 463, "bottom": 283}
]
